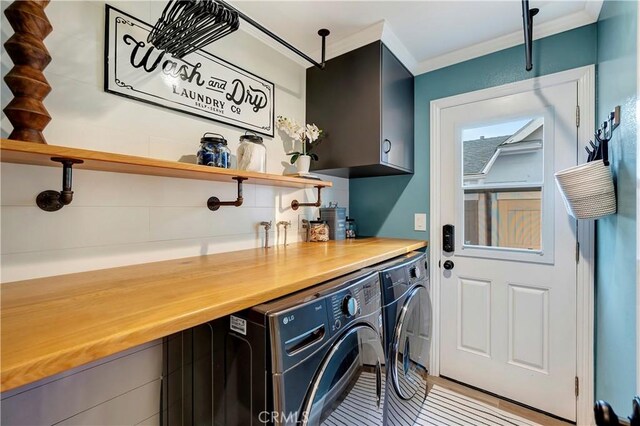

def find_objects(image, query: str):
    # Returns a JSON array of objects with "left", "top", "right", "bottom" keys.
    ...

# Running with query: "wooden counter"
[{"left": 1, "top": 238, "right": 426, "bottom": 392}]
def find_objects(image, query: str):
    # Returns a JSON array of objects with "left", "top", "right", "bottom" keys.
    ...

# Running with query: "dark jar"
[
  {"left": 346, "top": 217, "right": 357, "bottom": 239},
  {"left": 197, "top": 132, "right": 230, "bottom": 168}
]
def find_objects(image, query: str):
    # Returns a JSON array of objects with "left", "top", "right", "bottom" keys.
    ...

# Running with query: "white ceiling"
[{"left": 229, "top": 0, "right": 602, "bottom": 74}]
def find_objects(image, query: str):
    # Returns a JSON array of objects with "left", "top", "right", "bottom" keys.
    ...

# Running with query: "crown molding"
[
  {"left": 414, "top": 5, "right": 603, "bottom": 75},
  {"left": 309, "top": 20, "right": 417, "bottom": 73},
  {"left": 310, "top": 21, "right": 384, "bottom": 62},
  {"left": 381, "top": 22, "right": 418, "bottom": 73},
  {"left": 231, "top": 1, "right": 603, "bottom": 76}
]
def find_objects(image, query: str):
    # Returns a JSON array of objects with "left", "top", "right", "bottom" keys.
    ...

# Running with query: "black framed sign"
[{"left": 104, "top": 5, "right": 275, "bottom": 137}]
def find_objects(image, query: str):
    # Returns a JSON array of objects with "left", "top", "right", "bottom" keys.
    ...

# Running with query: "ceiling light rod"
[
  {"left": 521, "top": 0, "right": 539, "bottom": 72},
  {"left": 215, "top": 0, "right": 330, "bottom": 69}
]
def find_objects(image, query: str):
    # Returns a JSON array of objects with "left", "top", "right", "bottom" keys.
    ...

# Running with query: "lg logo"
[{"left": 283, "top": 315, "right": 295, "bottom": 325}]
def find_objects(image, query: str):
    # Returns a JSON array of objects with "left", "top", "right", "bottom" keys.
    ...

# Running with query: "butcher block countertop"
[{"left": 1, "top": 237, "right": 426, "bottom": 392}]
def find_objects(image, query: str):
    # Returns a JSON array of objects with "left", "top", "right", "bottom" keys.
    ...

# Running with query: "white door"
[{"left": 438, "top": 81, "right": 578, "bottom": 421}]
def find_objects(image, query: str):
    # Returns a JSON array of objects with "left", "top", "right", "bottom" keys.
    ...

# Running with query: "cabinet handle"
[{"left": 383, "top": 139, "right": 392, "bottom": 154}]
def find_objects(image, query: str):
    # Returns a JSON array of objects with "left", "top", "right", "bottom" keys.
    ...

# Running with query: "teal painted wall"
[
  {"left": 350, "top": 15, "right": 638, "bottom": 417},
  {"left": 595, "top": 0, "right": 637, "bottom": 417},
  {"left": 349, "top": 24, "right": 598, "bottom": 239}
]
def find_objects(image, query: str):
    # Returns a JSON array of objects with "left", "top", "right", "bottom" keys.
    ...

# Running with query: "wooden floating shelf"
[{"left": 0, "top": 139, "right": 332, "bottom": 188}]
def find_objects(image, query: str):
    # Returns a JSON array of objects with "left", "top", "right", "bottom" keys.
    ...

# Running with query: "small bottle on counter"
[
  {"left": 309, "top": 220, "right": 330, "bottom": 242},
  {"left": 346, "top": 217, "right": 357, "bottom": 239},
  {"left": 237, "top": 131, "right": 267, "bottom": 172}
]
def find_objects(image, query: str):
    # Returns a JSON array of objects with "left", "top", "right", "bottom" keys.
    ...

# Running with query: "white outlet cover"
[{"left": 414, "top": 213, "right": 427, "bottom": 231}]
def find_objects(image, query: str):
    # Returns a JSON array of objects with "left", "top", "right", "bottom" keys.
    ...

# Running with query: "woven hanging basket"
[{"left": 554, "top": 160, "right": 616, "bottom": 220}]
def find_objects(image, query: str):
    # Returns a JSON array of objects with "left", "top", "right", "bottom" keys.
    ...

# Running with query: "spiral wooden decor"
[{"left": 3, "top": 0, "right": 52, "bottom": 144}]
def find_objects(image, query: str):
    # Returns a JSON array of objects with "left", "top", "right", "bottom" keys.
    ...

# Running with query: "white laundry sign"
[{"left": 104, "top": 5, "right": 275, "bottom": 137}]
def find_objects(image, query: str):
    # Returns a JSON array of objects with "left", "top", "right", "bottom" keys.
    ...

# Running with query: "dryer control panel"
[{"left": 379, "top": 252, "right": 428, "bottom": 305}]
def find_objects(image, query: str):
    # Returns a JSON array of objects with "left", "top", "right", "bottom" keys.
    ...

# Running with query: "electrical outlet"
[{"left": 414, "top": 213, "right": 427, "bottom": 231}]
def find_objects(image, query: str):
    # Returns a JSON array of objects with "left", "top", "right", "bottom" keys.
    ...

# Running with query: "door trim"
[{"left": 429, "top": 65, "right": 596, "bottom": 425}]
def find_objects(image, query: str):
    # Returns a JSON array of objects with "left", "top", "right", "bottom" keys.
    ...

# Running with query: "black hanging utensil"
[
  {"left": 585, "top": 146, "right": 594, "bottom": 162},
  {"left": 148, "top": 0, "right": 331, "bottom": 69},
  {"left": 148, "top": 0, "right": 239, "bottom": 59}
]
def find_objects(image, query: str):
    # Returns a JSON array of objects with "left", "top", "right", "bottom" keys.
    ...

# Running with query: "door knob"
[{"left": 443, "top": 260, "right": 454, "bottom": 270}]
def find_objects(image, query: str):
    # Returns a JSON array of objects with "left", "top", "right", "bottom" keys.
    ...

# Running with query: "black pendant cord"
[
  {"left": 207, "top": 176, "right": 247, "bottom": 211},
  {"left": 291, "top": 186, "right": 323, "bottom": 211},
  {"left": 36, "top": 157, "right": 84, "bottom": 212},
  {"left": 521, "top": 0, "right": 539, "bottom": 72}
]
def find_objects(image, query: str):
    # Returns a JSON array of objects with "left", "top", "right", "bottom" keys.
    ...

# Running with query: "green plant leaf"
[
  {"left": 290, "top": 153, "right": 300, "bottom": 165},
  {"left": 310, "top": 153, "right": 319, "bottom": 161}
]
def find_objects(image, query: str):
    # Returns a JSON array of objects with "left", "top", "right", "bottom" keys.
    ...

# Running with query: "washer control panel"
[{"left": 328, "top": 272, "right": 380, "bottom": 334}]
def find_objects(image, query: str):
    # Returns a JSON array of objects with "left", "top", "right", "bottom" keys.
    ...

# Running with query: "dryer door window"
[
  {"left": 390, "top": 285, "right": 430, "bottom": 400},
  {"left": 300, "top": 323, "right": 385, "bottom": 426}
]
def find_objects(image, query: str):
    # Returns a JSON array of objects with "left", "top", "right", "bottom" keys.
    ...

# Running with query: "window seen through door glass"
[{"left": 462, "top": 118, "right": 543, "bottom": 251}]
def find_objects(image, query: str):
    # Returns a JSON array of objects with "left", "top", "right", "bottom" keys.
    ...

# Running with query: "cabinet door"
[
  {"left": 307, "top": 42, "right": 381, "bottom": 175},
  {"left": 381, "top": 45, "right": 414, "bottom": 172}
]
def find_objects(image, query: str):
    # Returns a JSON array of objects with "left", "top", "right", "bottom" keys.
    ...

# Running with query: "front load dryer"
[
  {"left": 211, "top": 269, "right": 387, "bottom": 426},
  {"left": 373, "top": 251, "right": 432, "bottom": 426}
]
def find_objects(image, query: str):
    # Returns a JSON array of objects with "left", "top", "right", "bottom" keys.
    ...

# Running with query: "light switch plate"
[{"left": 414, "top": 213, "right": 427, "bottom": 231}]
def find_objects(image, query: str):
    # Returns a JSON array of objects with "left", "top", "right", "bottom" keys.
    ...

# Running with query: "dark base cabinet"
[
  {"left": 161, "top": 319, "right": 268, "bottom": 426},
  {"left": 162, "top": 324, "right": 215, "bottom": 426},
  {"left": 307, "top": 41, "right": 414, "bottom": 178}
]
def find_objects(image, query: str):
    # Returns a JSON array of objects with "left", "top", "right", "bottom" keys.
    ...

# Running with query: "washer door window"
[
  {"left": 300, "top": 323, "right": 385, "bottom": 426},
  {"left": 390, "top": 285, "right": 430, "bottom": 401}
]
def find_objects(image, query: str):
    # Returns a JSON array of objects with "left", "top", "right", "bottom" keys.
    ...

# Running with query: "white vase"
[{"left": 296, "top": 155, "right": 311, "bottom": 174}]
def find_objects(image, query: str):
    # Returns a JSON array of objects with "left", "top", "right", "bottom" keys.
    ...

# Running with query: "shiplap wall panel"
[
  {"left": 136, "top": 413, "right": 161, "bottom": 426},
  {"left": 56, "top": 380, "right": 161, "bottom": 426},
  {"left": 1, "top": 342, "right": 162, "bottom": 426}
]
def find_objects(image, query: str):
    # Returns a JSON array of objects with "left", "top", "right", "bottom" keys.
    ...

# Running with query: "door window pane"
[
  {"left": 462, "top": 118, "right": 543, "bottom": 251},
  {"left": 464, "top": 189, "right": 542, "bottom": 250},
  {"left": 462, "top": 118, "right": 543, "bottom": 187}
]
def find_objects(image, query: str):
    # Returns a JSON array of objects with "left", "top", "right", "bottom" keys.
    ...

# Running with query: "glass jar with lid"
[
  {"left": 237, "top": 131, "right": 267, "bottom": 173},
  {"left": 197, "top": 133, "right": 230, "bottom": 168},
  {"left": 346, "top": 217, "right": 357, "bottom": 239},
  {"left": 309, "top": 220, "right": 330, "bottom": 242}
]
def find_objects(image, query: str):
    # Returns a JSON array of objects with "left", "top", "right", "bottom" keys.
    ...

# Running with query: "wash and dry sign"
[{"left": 104, "top": 5, "right": 275, "bottom": 137}]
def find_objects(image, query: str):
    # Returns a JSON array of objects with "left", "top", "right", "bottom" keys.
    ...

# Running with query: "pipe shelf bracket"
[
  {"left": 291, "top": 186, "right": 323, "bottom": 210},
  {"left": 36, "top": 157, "right": 84, "bottom": 212},
  {"left": 208, "top": 177, "right": 247, "bottom": 211}
]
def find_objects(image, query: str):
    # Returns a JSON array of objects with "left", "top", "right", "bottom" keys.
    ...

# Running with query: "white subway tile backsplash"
[
  {"left": 46, "top": 31, "right": 101, "bottom": 86},
  {"left": 149, "top": 206, "right": 274, "bottom": 241},
  {"left": 1, "top": 164, "right": 156, "bottom": 207},
  {"left": 45, "top": 0, "right": 104, "bottom": 40},
  {"left": 0, "top": 164, "right": 60, "bottom": 206},
  {"left": 1, "top": 206, "right": 150, "bottom": 254},
  {"left": 149, "top": 135, "right": 198, "bottom": 163},
  {"left": 0, "top": 234, "right": 267, "bottom": 283},
  {"left": 146, "top": 177, "right": 257, "bottom": 208},
  {"left": 255, "top": 184, "right": 279, "bottom": 208}
]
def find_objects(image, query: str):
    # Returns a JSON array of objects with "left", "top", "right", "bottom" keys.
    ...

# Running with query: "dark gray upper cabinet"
[{"left": 306, "top": 41, "right": 414, "bottom": 178}]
